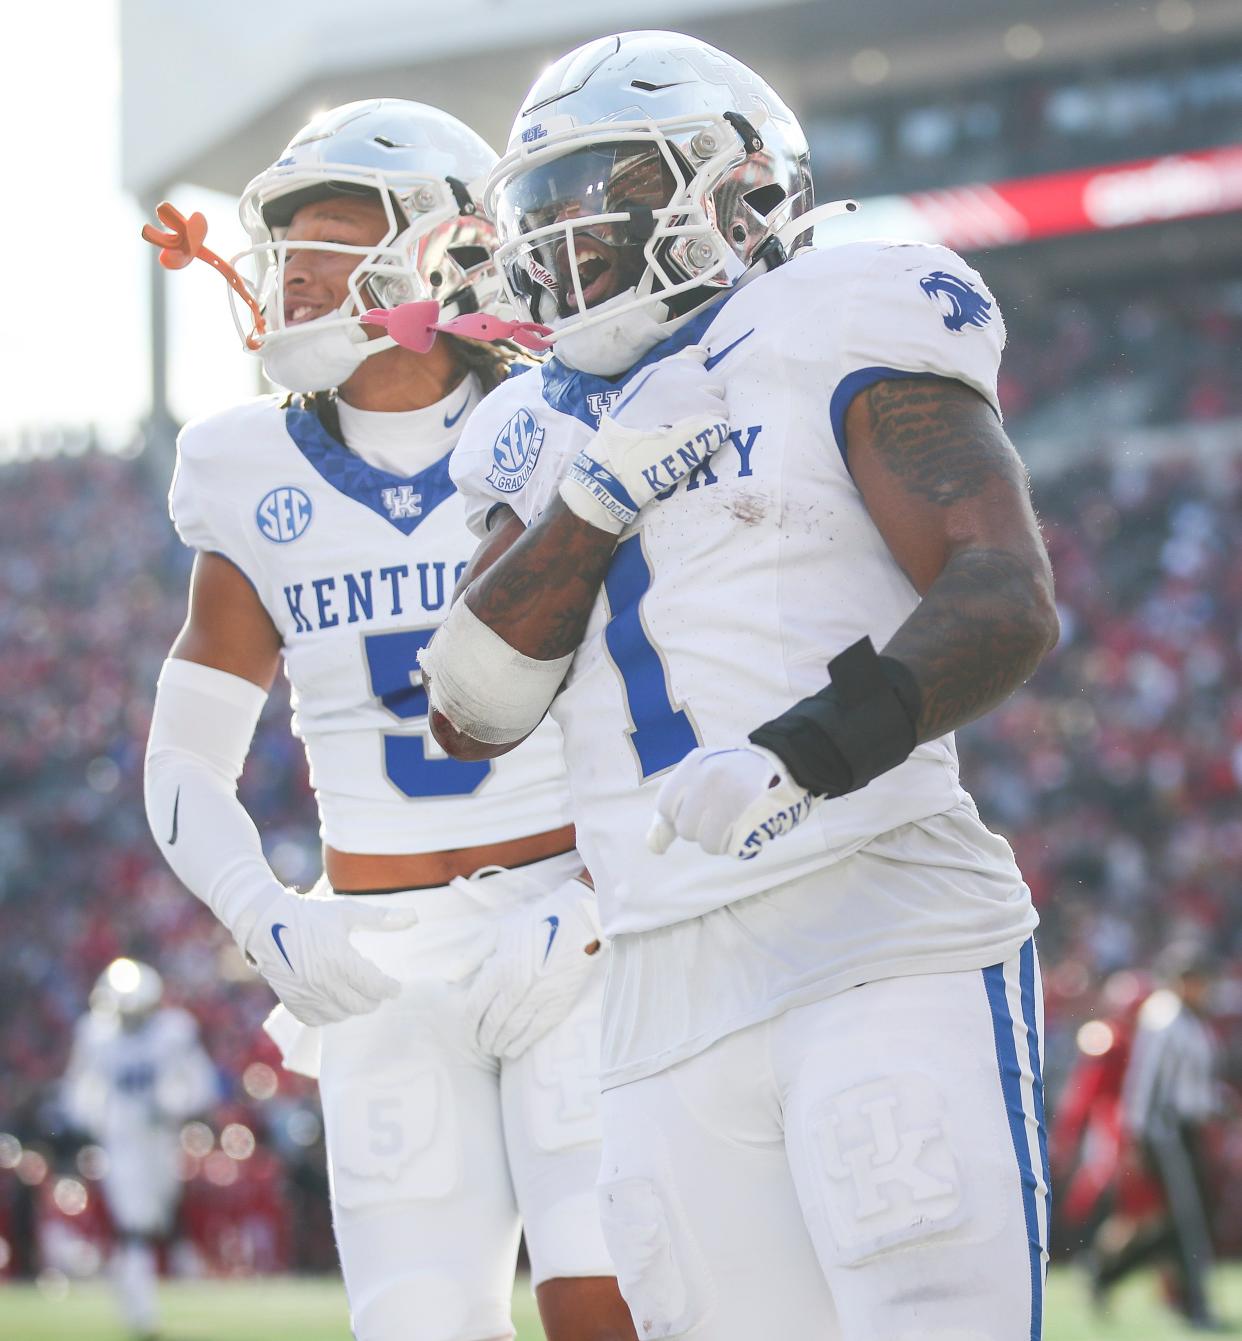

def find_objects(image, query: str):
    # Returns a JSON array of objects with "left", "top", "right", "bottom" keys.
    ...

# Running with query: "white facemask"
[
  {"left": 260, "top": 314, "right": 389, "bottom": 393},
  {"left": 549, "top": 292, "right": 679, "bottom": 377}
]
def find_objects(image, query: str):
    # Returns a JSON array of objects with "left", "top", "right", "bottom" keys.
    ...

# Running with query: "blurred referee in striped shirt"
[{"left": 1092, "top": 943, "right": 1224, "bottom": 1329}]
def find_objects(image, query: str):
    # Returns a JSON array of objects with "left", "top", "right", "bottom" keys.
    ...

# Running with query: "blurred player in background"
[
  {"left": 143, "top": 101, "right": 633, "bottom": 1341},
  {"left": 1050, "top": 972, "right": 1158, "bottom": 1249},
  {"left": 62, "top": 958, "right": 217, "bottom": 1340},
  {"left": 428, "top": 30, "right": 1059, "bottom": 1341},
  {"left": 1090, "top": 945, "right": 1225, "bottom": 1328}
]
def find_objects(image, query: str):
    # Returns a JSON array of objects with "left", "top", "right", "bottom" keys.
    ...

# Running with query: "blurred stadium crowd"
[
  {"left": 810, "top": 43, "right": 1242, "bottom": 194},
  {"left": 1, "top": 271, "right": 1241, "bottom": 1278},
  {"left": 0, "top": 454, "right": 335, "bottom": 1278}
]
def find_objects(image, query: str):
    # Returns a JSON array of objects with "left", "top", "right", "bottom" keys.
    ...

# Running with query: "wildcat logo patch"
[{"left": 919, "top": 270, "right": 993, "bottom": 333}]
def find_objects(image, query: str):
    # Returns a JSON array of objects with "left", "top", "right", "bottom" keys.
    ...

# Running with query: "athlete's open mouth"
[{"left": 559, "top": 242, "right": 615, "bottom": 312}]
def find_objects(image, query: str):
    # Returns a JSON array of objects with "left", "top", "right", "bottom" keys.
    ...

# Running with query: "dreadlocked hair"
[{"left": 441, "top": 332, "right": 539, "bottom": 394}]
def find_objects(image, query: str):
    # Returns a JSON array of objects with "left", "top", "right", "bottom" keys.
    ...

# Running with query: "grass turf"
[{"left": 0, "top": 1266, "right": 1237, "bottom": 1339}]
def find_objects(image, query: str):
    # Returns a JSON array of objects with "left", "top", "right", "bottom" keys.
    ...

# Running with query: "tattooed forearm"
[
  {"left": 464, "top": 498, "right": 619, "bottom": 660},
  {"left": 863, "top": 378, "right": 1028, "bottom": 507},
  {"left": 884, "top": 546, "right": 1059, "bottom": 741},
  {"left": 848, "top": 374, "right": 1058, "bottom": 739}
]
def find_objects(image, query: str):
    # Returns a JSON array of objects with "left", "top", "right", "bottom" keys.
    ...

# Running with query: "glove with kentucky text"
[
  {"left": 647, "top": 745, "right": 819, "bottom": 861},
  {"left": 558, "top": 348, "right": 731, "bottom": 533}
]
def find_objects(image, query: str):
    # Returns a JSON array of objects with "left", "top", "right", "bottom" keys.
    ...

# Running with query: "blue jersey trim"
[
  {"left": 540, "top": 292, "right": 736, "bottom": 430},
  {"left": 983, "top": 946, "right": 1046, "bottom": 1341},
  {"left": 284, "top": 403, "right": 456, "bottom": 536},
  {"left": 484, "top": 501, "right": 512, "bottom": 532},
  {"left": 828, "top": 366, "right": 929, "bottom": 471}
]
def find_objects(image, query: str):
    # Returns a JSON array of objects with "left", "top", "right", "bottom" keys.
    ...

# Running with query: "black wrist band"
[{"left": 748, "top": 637, "right": 922, "bottom": 798}]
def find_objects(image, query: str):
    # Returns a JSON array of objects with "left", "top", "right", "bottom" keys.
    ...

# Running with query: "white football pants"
[
  {"left": 596, "top": 940, "right": 1050, "bottom": 1341},
  {"left": 277, "top": 854, "right": 615, "bottom": 1341}
]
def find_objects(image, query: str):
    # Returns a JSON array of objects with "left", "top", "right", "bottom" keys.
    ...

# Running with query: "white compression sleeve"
[{"left": 143, "top": 658, "right": 285, "bottom": 944}]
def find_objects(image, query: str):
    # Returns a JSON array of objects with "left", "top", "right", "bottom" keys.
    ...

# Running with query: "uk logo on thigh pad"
[{"left": 805, "top": 1072, "right": 963, "bottom": 1265}]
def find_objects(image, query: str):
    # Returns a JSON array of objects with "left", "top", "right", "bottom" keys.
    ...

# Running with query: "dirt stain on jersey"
[{"left": 728, "top": 492, "right": 769, "bottom": 526}]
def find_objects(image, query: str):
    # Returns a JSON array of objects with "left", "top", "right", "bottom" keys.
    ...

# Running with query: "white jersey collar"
[{"left": 336, "top": 375, "right": 479, "bottom": 478}]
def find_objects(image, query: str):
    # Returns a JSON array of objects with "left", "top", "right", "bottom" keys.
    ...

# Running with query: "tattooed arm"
[
  {"left": 845, "top": 376, "right": 1059, "bottom": 742},
  {"left": 461, "top": 501, "right": 620, "bottom": 658},
  {"left": 428, "top": 500, "right": 620, "bottom": 759}
]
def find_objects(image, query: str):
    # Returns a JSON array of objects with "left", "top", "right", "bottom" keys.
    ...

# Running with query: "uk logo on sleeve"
[
  {"left": 487, "top": 408, "right": 545, "bottom": 494},
  {"left": 919, "top": 271, "right": 993, "bottom": 334}
]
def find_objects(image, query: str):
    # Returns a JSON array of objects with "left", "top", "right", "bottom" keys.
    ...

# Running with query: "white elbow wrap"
[
  {"left": 144, "top": 658, "right": 283, "bottom": 938},
  {"left": 418, "top": 599, "right": 572, "bottom": 745}
]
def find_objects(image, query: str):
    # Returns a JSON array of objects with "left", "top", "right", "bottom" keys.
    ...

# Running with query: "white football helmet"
[
  {"left": 486, "top": 31, "right": 847, "bottom": 374},
  {"left": 232, "top": 99, "right": 503, "bottom": 390},
  {"left": 90, "top": 958, "right": 163, "bottom": 1020}
]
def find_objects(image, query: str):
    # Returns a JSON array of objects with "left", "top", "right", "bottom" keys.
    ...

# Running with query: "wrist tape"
[
  {"left": 419, "top": 598, "right": 572, "bottom": 745},
  {"left": 748, "top": 637, "right": 921, "bottom": 798}
]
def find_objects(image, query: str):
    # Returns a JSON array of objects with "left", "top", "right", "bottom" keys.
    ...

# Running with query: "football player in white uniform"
[
  {"left": 426, "top": 34, "right": 1060, "bottom": 1341},
  {"left": 142, "top": 101, "right": 635, "bottom": 1341},
  {"left": 63, "top": 959, "right": 217, "bottom": 1339}
]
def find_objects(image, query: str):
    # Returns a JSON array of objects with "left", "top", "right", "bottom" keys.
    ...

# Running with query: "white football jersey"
[
  {"left": 171, "top": 376, "right": 572, "bottom": 854},
  {"left": 62, "top": 1007, "right": 216, "bottom": 1144},
  {"left": 451, "top": 240, "right": 1035, "bottom": 951}
]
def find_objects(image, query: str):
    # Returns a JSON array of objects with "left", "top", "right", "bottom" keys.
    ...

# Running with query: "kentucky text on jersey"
[
  {"left": 448, "top": 238, "right": 1019, "bottom": 945},
  {"left": 650, "top": 424, "right": 758, "bottom": 498},
  {"left": 171, "top": 390, "right": 573, "bottom": 853},
  {"left": 283, "top": 559, "right": 471, "bottom": 634},
  {"left": 638, "top": 421, "right": 732, "bottom": 494}
]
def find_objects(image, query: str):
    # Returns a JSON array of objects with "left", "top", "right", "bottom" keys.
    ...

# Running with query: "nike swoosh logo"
[
  {"left": 443, "top": 394, "right": 470, "bottom": 429},
  {"left": 542, "top": 914, "right": 560, "bottom": 964},
  {"left": 703, "top": 328, "right": 755, "bottom": 370},
  {"left": 168, "top": 787, "right": 180, "bottom": 845},
  {"left": 271, "top": 923, "right": 294, "bottom": 971}
]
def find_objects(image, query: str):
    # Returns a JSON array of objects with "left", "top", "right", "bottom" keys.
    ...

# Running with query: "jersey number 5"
[
  {"left": 363, "top": 628, "right": 493, "bottom": 798},
  {"left": 603, "top": 536, "right": 700, "bottom": 781}
]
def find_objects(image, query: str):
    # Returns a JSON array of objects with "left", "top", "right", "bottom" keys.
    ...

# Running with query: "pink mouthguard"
[{"left": 361, "top": 302, "right": 553, "bottom": 353}]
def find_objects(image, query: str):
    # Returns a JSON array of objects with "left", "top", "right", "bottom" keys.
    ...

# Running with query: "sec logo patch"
[
  {"left": 256, "top": 486, "right": 313, "bottom": 543},
  {"left": 487, "top": 409, "right": 544, "bottom": 495}
]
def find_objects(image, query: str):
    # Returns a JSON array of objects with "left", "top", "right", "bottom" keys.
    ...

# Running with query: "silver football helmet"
[
  {"left": 232, "top": 99, "right": 503, "bottom": 390},
  {"left": 90, "top": 958, "right": 164, "bottom": 1021},
  {"left": 487, "top": 31, "right": 836, "bottom": 373}
]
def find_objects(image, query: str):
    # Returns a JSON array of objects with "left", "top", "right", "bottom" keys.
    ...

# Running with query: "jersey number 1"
[
  {"left": 363, "top": 628, "right": 493, "bottom": 798},
  {"left": 603, "top": 536, "right": 699, "bottom": 780}
]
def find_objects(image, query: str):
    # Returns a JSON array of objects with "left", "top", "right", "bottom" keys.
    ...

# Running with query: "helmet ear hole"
[
  {"left": 446, "top": 245, "right": 491, "bottom": 272},
  {"left": 742, "top": 183, "right": 786, "bottom": 218}
]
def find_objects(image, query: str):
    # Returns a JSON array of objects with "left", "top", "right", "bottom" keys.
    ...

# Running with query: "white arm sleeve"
[
  {"left": 143, "top": 657, "right": 284, "bottom": 944},
  {"left": 145, "top": 658, "right": 420, "bottom": 1028}
]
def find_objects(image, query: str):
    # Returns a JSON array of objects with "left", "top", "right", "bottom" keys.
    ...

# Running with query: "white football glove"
[
  {"left": 558, "top": 348, "right": 731, "bottom": 533},
  {"left": 235, "top": 886, "right": 419, "bottom": 1027},
  {"left": 465, "top": 877, "right": 604, "bottom": 1059},
  {"left": 647, "top": 745, "right": 821, "bottom": 861}
]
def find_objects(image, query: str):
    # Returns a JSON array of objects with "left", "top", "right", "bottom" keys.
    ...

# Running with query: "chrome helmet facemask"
[
  {"left": 230, "top": 99, "right": 502, "bottom": 391},
  {"left": 486, "top": 32, "right": 839, "bottom": 375}
]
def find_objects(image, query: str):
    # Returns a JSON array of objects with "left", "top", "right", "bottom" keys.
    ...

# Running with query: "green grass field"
[{"left": 0, "top": 1267, "right": 1238, "bottom": 1340}]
